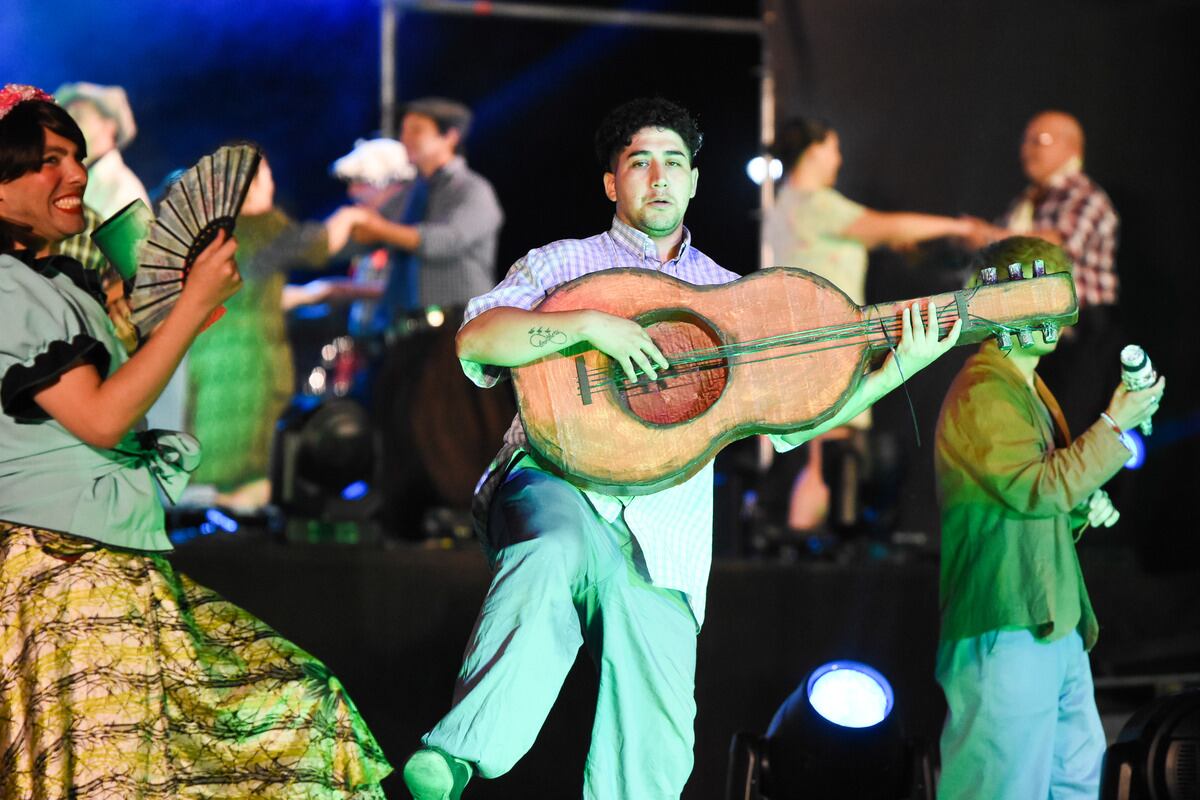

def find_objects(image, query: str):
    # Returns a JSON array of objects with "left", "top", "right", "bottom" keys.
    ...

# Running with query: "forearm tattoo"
[{"left": 529, "top": 327, "right": 568, "bottom": 348}]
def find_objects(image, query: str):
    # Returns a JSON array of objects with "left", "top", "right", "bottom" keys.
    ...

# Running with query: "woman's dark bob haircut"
[
  {"left": 0, "top": 100, "right": 86, "bottom": 252},
  {"left": 0, "top": 99, "right": 86, "bottom": 184}
]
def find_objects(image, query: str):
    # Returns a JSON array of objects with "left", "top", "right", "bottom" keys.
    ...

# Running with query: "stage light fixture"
[
  {"left": 746, "top": 156, "right": 784, "bottom": 185},
  {"left": 270, "top": 395, "right": 383, "bottom": 542},
  {"left": 807, "top": 660, "right": 895, "bottom": 728},
  {"left": 1101, "top": 688, "right": 1200, "bottom": 800},
  {"left": 726, "top": 660, "right": 932, "bottom": 800},
  {"left": 1122, "top": 429, "right": 1146, "bottom": 470}
]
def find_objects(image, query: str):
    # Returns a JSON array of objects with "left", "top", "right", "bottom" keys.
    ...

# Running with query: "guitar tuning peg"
[
  {"left": 1007, "top": 262, "right": 1024, "bottom": 280},
  {"left": 979, "top": 266, "right": 998, "bottom": 285},
  {"left": 1042, "top": 322, "right": 1059, "bottom": 343},
  {"left": 1017, "top": 329, "right": 1035, "bottom": 348},
  {"left": 1032, "top": 258, "right": 1046, "bottom": 277},
  {"left": 996, "top": 331, "right": 1013, "bottom": 351}
]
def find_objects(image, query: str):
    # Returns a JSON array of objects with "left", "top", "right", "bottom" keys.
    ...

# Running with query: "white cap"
[{"left": 330, "top": 138, "right": 415, "bottom": 187}]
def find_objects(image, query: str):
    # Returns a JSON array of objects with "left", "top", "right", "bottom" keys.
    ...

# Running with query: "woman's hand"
[
  {"left": 178, "top": 230, "right": 241, "bottom": 318},
  {"left": 349, "top": 208, "right": 390, "bottom": 244},
  {"left": 324, "top": 206, "right": 370, "bottom": 254}
]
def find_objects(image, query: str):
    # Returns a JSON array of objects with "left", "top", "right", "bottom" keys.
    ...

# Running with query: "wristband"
[
  {"left": 1100, "top": 412, "right": 1122, "bottom": 436},
  {"left": 1100, "top": 412, "right": 1134, "bottom": 454}
]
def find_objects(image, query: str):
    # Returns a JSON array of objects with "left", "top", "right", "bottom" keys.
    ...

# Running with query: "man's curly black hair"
[{"left": 593, "top": 97, "right": 703, "bottom": 173}]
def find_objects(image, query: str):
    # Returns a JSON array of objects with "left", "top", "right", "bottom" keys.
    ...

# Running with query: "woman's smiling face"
[{"left": 0, "top": 127, "right": 88, "bottom": 252}]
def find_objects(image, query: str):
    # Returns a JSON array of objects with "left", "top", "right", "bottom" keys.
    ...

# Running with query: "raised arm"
[
  {"left": 940, "top": 374, "right": 1162, "bottom": 518},
  {"left": 34, "top": 232, "right": 241, "bottom": 448},
  {"left": 843, "top": 208, "right": 976, "bottom": 250}
]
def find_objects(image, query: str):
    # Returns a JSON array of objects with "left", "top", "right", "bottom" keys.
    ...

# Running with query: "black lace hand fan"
[{"left": 127, "top": 143, "right": 261, "bottom": 338}]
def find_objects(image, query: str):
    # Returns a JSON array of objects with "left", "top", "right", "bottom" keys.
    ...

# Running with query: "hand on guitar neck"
[{"left": 788, "top": 298, "right": 962, "bottom": 443}]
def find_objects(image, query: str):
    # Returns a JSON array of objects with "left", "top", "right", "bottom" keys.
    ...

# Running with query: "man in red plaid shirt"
[{"left": 977, "top": 110, "right": 1123, "bottom": 436}]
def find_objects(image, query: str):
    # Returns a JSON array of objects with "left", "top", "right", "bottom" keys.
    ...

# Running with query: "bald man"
[
  {"left": 1003, "top": 112, "right": 1118, "bottom": 306},
  {"left": 978, "top": 110, "right": 1123, "bottom": 437}
]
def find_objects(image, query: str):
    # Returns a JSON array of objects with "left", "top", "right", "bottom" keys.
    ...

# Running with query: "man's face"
[
  {"left": 66, "top": 99, "right": 117, "bottom": 161},
  {"left": 0, "top": 128, "right": 88, "bottom": 249},
  {"left": 1020, "top": 113, "right": 1080, "bottom": 186},
  {"left": 400, "top": 112, "right": 457, "bottom": 176},
  {"left": 604, "top": 126, "right": 698, "bottom": 240}
]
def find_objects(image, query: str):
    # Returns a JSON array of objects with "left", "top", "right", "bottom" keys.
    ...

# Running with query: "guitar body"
[{"left": 512, "top": 266, "right": 1076, "bottom": 495}]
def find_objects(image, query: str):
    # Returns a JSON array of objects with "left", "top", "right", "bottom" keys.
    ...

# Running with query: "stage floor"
[{"left": 170, "top": 530, "right": 1200, "bottom": 799}]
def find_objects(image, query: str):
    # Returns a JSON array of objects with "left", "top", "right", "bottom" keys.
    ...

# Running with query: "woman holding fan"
[{"left": 0, "top": 84, "right": 391, "bottom": 799}]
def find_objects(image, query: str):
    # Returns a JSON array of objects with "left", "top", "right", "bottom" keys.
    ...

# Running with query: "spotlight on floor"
[
  {"left": 726, "top": 660, "right": 933, "bottom": 800},
  {"left": 1101, "top": 688, "right": 1200, "bottom": 799}
]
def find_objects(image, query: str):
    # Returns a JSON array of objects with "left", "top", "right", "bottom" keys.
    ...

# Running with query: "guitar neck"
[{"left": 860, "top": 274, "right": 1078, "bottom": 354}]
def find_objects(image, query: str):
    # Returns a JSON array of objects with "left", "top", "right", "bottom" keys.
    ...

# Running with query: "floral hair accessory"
[{"left": 0, "top": 84, "right": 55, "bottom": 121}]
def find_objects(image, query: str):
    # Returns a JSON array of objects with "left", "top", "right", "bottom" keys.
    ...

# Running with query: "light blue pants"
[
  {"left": 424, "top": 468, "right": 698, "bottom": 800},
  {"left": 935, "top": 629, "right": 1106, "bottom": 800}
]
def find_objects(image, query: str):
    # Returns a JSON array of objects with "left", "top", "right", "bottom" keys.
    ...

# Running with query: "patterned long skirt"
[{"left": 0, "top": 522, "right": 392, "bottom": 799}]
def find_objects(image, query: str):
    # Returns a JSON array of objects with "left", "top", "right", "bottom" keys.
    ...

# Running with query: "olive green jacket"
[{"left": 934, "top": 342, "right": 1131, "bottom": 649}]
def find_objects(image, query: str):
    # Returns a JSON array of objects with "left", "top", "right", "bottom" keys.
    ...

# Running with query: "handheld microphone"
[{"left": 1119, "top": 344, "right": 1156, "bottom": 436}]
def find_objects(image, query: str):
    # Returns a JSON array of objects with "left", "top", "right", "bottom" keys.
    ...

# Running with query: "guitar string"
[
  {"left": 579, "top": 309, "right": 1025, "bottom": 396},
  {"left": 584, "top": 314, "right": 922, "bottom": 374},
  {"left": 581, "top": 310, "right": 968, "bottom": 388},
  {"left": 580, "top": 291, "right": 989, "bottom": 379},
  {"left": 579, "top": 291, "right": 1053, "bottom": 387}
]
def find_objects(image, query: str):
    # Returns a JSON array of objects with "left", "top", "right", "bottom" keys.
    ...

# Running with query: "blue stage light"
[
  {"left": 204, "top": 508, "right": 240, "bottom": 533},
  {"left": 806, "top": 660, "right": 895, "bottom": 728},
  {"left": 737, "top": 659, "right": 923, "bottom": 799},
  {"left": 341, "top": 480, "right": 369, "bottom": 500},
  {"left": 1121, "top": 429, "right": 1146, "bottom": 470}
]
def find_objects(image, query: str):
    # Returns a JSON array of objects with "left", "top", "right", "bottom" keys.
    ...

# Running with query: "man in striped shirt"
[{"left": 402, "top": 96, "right": 962, "bottom": 800}]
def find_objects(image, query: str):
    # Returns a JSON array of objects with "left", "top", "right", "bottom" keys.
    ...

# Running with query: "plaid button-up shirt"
[
  {"left": 1000, "top": 171, "right": 1119, "bottom": 309},
  {"left": 459, "top": 217, "right": 770, "bottom": 626}
]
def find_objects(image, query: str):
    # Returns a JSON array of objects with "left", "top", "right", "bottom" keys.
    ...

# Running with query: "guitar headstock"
[{"left": 965, "top": 258, "right": 1077, "bottom": 351}]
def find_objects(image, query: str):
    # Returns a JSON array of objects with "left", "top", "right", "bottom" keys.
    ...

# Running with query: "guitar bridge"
[{"left": 576, "top": 356, "right": 592, "bottom": 405}]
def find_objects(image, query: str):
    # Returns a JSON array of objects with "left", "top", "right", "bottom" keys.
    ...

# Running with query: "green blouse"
[
  {"left": 0, "top": 253, "right": 198, "bottom": 551},
  {"left": 766, "top": 185, "right": 868, "bottom": 304}
]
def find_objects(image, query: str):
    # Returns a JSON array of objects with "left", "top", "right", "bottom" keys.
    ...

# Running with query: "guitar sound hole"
[{"left": 618, "top": 311, "right": 728, "bottom": 426}]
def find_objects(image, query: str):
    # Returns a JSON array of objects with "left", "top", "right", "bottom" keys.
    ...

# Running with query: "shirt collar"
[
  {"left": 607, "top": 215, "right": 692, "bottom": 263},
  {"left": 16, "top": 251, "right": 108, "bottom": 308},
  {"left": 1033, "top": 155, "right": 1084, "bottom": 193}
]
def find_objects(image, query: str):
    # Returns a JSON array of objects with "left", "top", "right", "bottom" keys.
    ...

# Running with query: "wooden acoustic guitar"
[{"left": 511, "top": 264, "right": 1077, "bottom": 495}]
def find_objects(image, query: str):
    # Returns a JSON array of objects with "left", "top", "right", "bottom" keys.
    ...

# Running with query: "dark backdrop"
[
  {"left": 767, "top": 0, "right": 1200, "bottom": 573},
  {"left": 6, "top": 1, "right": 1195, "bottom": 564}
]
